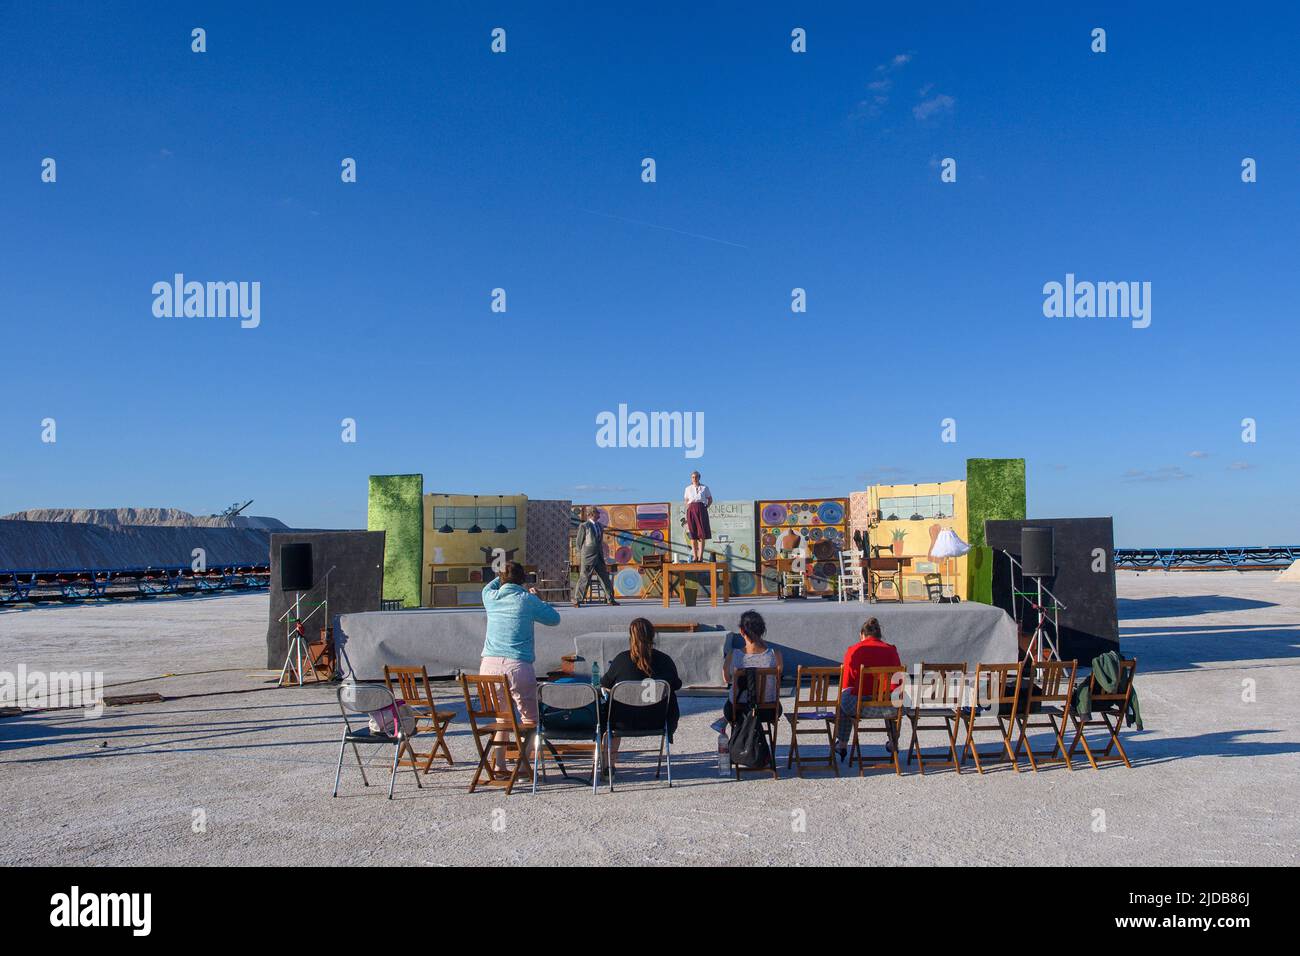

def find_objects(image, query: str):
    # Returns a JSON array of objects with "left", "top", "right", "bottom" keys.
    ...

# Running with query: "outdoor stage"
[{"left": 336, "top": 598, "right": 1018, "bottom": 689}]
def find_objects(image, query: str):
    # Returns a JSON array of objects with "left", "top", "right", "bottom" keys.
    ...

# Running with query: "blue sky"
[{"left": 1, "top": 2, "right": 1296, "bottom": 546}]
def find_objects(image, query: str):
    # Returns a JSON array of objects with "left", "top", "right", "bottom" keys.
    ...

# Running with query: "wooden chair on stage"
[
  {"left": 460, "top": 674, "right": 534, "bottom": 795},
  {"left": 848, "top": 666, "right": 904, "bottom": 775},
  {"left": 904, "top": 662, "right": 966, "bottom": 774},
  {"left": 1013, "top": 659, "right": 1079, "bottom": 772},
  {"left": 1069, "top": 658, "right": 1139, "bottom": 769},
  {"left": 785, "top": 666, "right": 842, "bottom": 777},
  {"left": 384, "top": 665, "right": 455, "bottom": 772},
  {"left": 962, "top": 662, "right": 1023, "bottom": 773},
  {"left": 776, "top": 554, "right": 805, "bottom": 599},
  {"left": 730, "top": 667, "right": 782, "bottom": 780}
]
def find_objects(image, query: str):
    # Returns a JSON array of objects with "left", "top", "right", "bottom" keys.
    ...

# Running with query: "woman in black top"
[{"left": 600, "top": 618, "right": 682, "bottom": 767}]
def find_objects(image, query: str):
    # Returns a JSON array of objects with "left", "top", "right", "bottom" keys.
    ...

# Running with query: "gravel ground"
[{"left": 1, "top": 572, "right": 1297, "bottom": 866}]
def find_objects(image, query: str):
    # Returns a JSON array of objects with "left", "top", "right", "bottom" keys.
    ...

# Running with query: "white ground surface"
[{"left": 1, "top": 573, "right": 1297, "bottom": 866}]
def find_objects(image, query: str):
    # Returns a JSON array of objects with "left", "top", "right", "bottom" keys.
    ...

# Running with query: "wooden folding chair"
[
  {"left": 961, "top": 663, "right": 1023, "bottom": 773},
  {"left": 730, "top": 666, "right": 781, "bottom": 780},
  {"left": 384, "top": 665, "right": 455, "bottom": 772},
  {"left": 1014, "top": 659, "right": 1078, "bottom": 772},
  {"left": 784, "top": 665, "right": 842, "bottom": 777},
  {"left": 459, "top": 674, "right": 534, "bottom": 795},
  {"left": 849, "top": 665, "right": 903, "bottom": 775},
  {"left": 1069, "top": 658, "right": 1138, "bottom": 769},
  {"left": 904, "top": 662, "right": 966, "bottom": 774}
]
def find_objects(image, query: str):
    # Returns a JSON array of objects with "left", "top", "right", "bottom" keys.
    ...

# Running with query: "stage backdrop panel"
[
  {"left": 266, "top": 531, "right": 384, "bottom": 668},
  {"left": 985, "top": 517, "right": 1119, "bottom": 663},
  {"left": 367, "top": 474, "right": 423, "bottom": 609},
  {"left": 755, "top": 498, "right": 849, "bottom": 595},
  {"left": 965, "top": 459, "right": 1026, "bottom": 603},
  {"left": 525, "top": 498, "right": 572, "bottom": 590},
  {"left": 669, "top": 499, "right": 758, "bottom": 596},
  {"left": 571, "top": 501, "right": 672, "bottom": 598},
  {"left": 423, "top": 493, "right": 528, "bottom": 607}
]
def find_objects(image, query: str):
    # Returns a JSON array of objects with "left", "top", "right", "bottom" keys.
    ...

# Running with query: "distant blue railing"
[
  {"left": 1114, "top": 546, "right": 1300, "bottom": 571},
  {"left": 0, "top": 564, "right": 270, "bottom": 604}
]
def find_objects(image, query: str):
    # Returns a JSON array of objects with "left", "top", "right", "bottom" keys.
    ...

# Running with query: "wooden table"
[
  {"left": 662, "top": 562, "right": 731, "bottom": 608},
  {"left": 864, "top": 555, "right": 911, "bottom": 602}
]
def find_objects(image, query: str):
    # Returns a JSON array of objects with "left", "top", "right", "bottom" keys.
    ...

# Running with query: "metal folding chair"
[
  {"left": 332, "top": 683, "right": 423, "bottom": 799},
  {"left": 533, "top": 681, "right": 602, "bottom": 794},
  {"left": 605, "top": 679, "right": 673, "bottom": 791}
]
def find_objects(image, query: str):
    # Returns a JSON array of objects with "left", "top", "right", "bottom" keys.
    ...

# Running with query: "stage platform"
[{"left": 336, "top": 598, "right": 1018, "bottom": 689}]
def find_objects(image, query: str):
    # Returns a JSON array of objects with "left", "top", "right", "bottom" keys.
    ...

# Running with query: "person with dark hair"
[
  {"left": 721, "top": 610, "right": 783, "bottom": 724},
  {"left": 599, "top": 618, "right": 682, "bottom": 769},
  {"left": 834, "top": 616, "right": 903, "bottom": 761},
  {"left": 573, "top": 506, "right": 618, "bottom": 606},
  {"left": 480, "top": 561, "right": 561, "bottom": 773}
]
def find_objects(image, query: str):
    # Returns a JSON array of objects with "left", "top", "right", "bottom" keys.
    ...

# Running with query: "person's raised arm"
[
  {"left": 482, "top": 576, "right": 503, "bottom": 601},
  {"left": 529, "top": 593, "right": 561, "bottom": 626}
]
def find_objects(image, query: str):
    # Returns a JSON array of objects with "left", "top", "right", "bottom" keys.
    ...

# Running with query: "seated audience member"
[
  {"left": 722, "top": 609, "right": 783, "bottom": 726},
  {"left": 601, "top": 618, "right": 683, "bottom": 768},
  {"left": 835, "top": 617, "right": 903, "bottom": 761}
]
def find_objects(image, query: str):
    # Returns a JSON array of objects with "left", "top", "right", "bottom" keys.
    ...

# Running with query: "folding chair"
[
  {"left": 332, "top": 683, "right": 423, "bottom": 799},
  {"left": 962, "top": 662, "right": 1023, "bottom": 773},
  {"left": 639, "top": 554, "right": 666, "bottom": 599},
  {"left": 904, "top": 661, "right": 967, "bottom": 774},
  {"left": 459, "top": 674, "right": 534, "bottom": 795},
  {"left": 1069, "top": 658, "right": 1138, "bottom": 769},
  {"left": 784, "top": 665, "right": 842, "bottom": 776},
  {"left": 384, "top": 665, "right": 455, "bottom": 772},
  {"left": 837, "top": 550, "right": 865, "bottom": 603},
  {"left": 533, "top": 681, "right": 602, "bottom": 794},
  {"left": 848, "top": 666, "right": 904, "bottom": 775},
  {"left": 605, "top": 679, "right": 673, "bottom": 791},
  {"left": 1013, "top": 659, "right": 1079, "bottom": 772},
  {"left": 730, "top": 667, "right": 782, "bottom": 780}
]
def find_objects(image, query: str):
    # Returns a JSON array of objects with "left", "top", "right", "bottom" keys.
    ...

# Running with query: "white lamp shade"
[{"left": 931, "top": 528, "right": 971, "bottom": 558}]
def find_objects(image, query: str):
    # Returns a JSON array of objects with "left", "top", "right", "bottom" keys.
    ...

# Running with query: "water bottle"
[
  {"left": 718, "top": 732, "right": 731, "bottom": 776},
  {"left": 591, "top": 661, "right": 601, "bottom": 687}
]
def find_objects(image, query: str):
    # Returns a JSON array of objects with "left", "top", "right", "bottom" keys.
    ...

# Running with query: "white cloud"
[
  {"left": 1122, "top": 466, "right": 1191, "bottom": 483},
  {"left": 1227, "top": 461, "right": 1254, "bottom": 471},
  {"left": 913, "top": 93, "right": 955, "bottom": 121}
]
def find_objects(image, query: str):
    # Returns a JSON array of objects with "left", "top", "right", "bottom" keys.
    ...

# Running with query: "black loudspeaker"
[
  {"left": 280, "top": 542, "right": 314, "bottom": 591},
  {"left": 1020, "top": 527, "right": 1054, "bottom": 578}
]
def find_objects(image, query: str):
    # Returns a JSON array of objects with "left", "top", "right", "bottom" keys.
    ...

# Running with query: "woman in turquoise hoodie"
[{"left": 479, "top": 562, "right": 561, "bottom": 772}]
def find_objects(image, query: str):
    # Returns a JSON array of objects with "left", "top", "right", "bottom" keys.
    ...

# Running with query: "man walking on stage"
[{"left": 574, "top": 506, "right": 618, "bottom": 607}]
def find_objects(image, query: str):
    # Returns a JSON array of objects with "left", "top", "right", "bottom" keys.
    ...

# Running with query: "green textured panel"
[
  {"left": 965, "top": 459, "right": 1025, "bottom": 603},
  {"left": 368, "top": 474, "right": 423, "bottom": 608}
]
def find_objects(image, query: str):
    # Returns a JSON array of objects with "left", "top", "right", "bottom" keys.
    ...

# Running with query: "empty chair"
[
  {"left": 1069, "top": 657, "right": 1141, "bottom": 769},
  {"left": 332, "top": 683, "right": 423, "bottom": 800},
  {"left": 837, "top": 549, "right": 866, "bottom": 603},
  {"left": 533, "top": 681, "right": 602, "bottom": 794},
  {"left": 605, "top": 679, "right": 673, "bottom": 791},
  {"left": 903, "top": 662, "right": 967, "bottom": 774},
  {"left": 785, "top": 665, "right": 842, "bottom": 776},
  {"left": 384, "top": 664, "right": 455, "bottom": 772},
  {"left": 962, "top": 662, "right": 1024, "bottom": 773},
  {"left": 460, "top": 673, "right": 535, "bottom": 795},
  {"left": 1014, "top": 659, "right": 1079, "bottom": 772}
]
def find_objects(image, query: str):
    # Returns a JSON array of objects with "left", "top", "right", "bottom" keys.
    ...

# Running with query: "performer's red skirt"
[{"left": 686, "top": 501, "right": 711, "bottom": 540}]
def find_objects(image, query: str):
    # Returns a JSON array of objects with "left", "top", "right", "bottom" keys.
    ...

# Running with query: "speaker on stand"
[
  {"left": 278, "top": 543, "right": 316, "bottom": 687},
  {"left": 1018, "top": 527, "right": 1063, "bottom": 661}
]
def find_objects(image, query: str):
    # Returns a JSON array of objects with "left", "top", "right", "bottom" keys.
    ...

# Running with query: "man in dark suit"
[{"left": 573, "top": 506, "right": 618, "bottom": 606}]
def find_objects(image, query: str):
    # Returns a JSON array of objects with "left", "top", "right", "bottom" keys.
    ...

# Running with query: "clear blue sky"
[{"left": 2, "top": 2, "right": 1296, "bottom": 546}]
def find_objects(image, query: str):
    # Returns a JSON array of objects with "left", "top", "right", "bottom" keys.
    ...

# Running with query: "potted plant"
[{"left": 891, "top": 529, "right": 907, "bottom": 556}]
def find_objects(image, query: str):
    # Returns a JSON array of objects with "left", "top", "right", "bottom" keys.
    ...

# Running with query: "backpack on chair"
[{"left": 729, "top": 670, "right": 772, "bottom": 769}]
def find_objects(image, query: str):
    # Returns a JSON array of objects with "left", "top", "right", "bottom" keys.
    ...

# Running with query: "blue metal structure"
[
  {"left": 0, "top": 564, "right": 270, "bottom": 605},
  {"left": 1114, "top": 546, "right": 1300, "bottom": 571}
]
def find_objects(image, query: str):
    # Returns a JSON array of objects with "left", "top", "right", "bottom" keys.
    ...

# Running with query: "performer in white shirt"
[{"left": 683, "top": 471, "right": 713, "bottom": 562}]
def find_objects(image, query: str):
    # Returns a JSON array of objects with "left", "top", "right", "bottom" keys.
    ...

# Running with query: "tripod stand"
[{"left": 277, "top": 565, "right": 336, "bottom": 687}]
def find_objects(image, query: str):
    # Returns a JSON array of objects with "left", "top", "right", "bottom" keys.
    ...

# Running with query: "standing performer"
[
  {"left": 573, "top": 506, "right": 618, "bottom": 606},
  {"left": 683, "top": 470, "right": 713, "bottom": 562}
]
